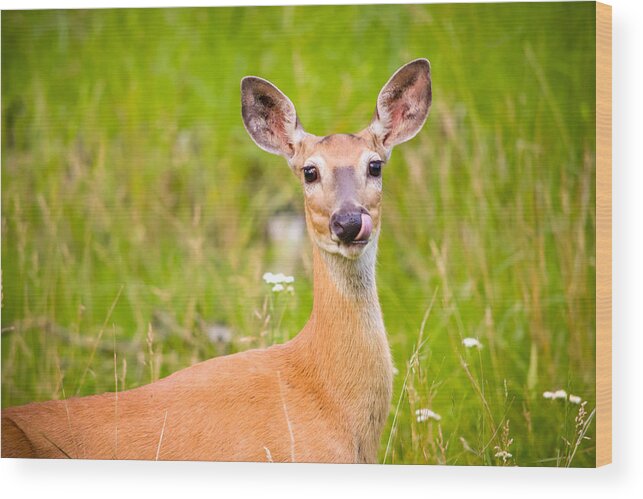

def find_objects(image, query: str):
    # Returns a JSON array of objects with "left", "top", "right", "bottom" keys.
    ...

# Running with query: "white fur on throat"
[{"left": 320, "top": 235, "right": 380, "bottom": 301}]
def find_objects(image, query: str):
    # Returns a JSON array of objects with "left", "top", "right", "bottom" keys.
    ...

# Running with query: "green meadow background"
[{"left": 1, "top": 3, "right": 596, "bottom": 466}]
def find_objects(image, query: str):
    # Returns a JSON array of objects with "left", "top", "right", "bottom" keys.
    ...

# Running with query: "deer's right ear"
[
  {"left": 241, "top": 76, "right": 305, "bottom": 159},
  {"left": 368, "top": 59, "right": 432, "bottom": 150}
]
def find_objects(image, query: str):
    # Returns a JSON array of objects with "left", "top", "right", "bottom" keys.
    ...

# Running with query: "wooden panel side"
[{"left": 595, "top": 0, "right": 612, "bottom": 468}]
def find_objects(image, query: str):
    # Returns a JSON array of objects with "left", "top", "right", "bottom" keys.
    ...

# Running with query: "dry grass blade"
[
  {"left": 383, "top": 290, "right": 437, "bottom": 464},
  {"left": 277, "top": 370, "right": 296, "bottom": 463},
  {"left": 75, "top": 285, "right": 124, "bottom": 395},
  {"left": 155, "top": 409, "right": 169, "bottom": 461}
]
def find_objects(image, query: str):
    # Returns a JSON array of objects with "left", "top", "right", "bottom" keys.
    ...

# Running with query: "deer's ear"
[
  {"left": 241, "top": 76, "right": 305, "bottom": 158},
  {"left": 369, "top": 59, "right": 432, "bottom": 149}
]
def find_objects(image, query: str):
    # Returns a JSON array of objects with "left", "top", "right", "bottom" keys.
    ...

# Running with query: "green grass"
[{"left": 1, "top": 3, "right": 597, "bottom": 466}]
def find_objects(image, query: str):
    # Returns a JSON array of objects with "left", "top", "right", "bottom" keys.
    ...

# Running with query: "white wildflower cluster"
[
  {"left": 568, "top": 394, "right": 582, "bottom": 404},
  {"left": 262, "top": 272, "right": 295, "bottom": 294},
  {"left": 494, "top": 450, "right": 513, "bottom": 462},
  {"left": 543, "top": 389, "right": 567, "bottom": 400},
  {"left": 462, "top": 337, "right": 482, "bottom": 349},
  {"left": 415, "top": 408, "right": 442, "bottom": 423},
  {"left": 543, "top": 389, "right": 583, "bottom": 404}
]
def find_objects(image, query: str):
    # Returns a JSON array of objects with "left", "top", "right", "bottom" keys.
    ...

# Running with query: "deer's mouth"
[{"left": 335, "top": 220, "right": 376, "bottom": 260}]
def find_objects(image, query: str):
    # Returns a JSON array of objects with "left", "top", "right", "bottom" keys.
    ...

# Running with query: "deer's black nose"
[{"left": 330, "top": 211, "right": 363, "bottom": 243}]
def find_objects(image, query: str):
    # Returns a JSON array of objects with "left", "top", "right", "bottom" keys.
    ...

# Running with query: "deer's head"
[{"left": 241, "top": 59, "right": 431, "bottom": 260}]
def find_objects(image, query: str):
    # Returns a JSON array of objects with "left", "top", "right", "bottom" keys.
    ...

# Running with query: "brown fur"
[{"left": 2, "top": 59, "right": 431, "bottom": 462}]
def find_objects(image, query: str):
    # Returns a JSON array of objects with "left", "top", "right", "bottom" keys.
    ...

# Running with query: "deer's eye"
[
  {"left": 303, "top": 166, "right": 319, "bottom": 183},
  {"left": 368, "top": 160, "right": 383, "bottom": 177}
]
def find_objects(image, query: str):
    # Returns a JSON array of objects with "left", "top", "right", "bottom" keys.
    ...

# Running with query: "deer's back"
[{"left": 1, "top": 344, "right": 357, "bottom": 462}]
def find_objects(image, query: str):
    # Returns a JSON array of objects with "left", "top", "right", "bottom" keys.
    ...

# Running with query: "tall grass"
[{"left": 1, "top": 3, "right": 597, "bottom": 466}]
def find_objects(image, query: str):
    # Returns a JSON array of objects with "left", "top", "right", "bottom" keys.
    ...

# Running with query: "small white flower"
[
  {"left": 543, "top": 389, "right": 567, "bottom": 400},
  {"left": 392, "top": 366, "right": 400, "bottom": 376},
  {"left": 568, "top": 394, "right": 582, "bottom": 404},
  {"left": 286, "top": 285, "right": 295, "bottom": 294},
  {"left": 462, "top": 337, "right": 482, "bottom": 349},
  {"left": 553, "top": 389, "right": 567, "bottom": 399},
  {"left": 495, "top": 450, "right": 513, "bottom": 461},
  {"left": 272, "top": 284, "right": 285, "bottom": 292},
  {"left": 263, "top": 272, "right": 295, "bottom": 285},
  {"left": 415, "top": 408, "right": 441, "bottom": 423},
  {"left": 205, "top": 324, "right": 232, "bottom": 344}
]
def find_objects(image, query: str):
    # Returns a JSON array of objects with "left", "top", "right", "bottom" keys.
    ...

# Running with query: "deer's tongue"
[{"left": 355, "top": 214, "right": 373, "bottom": 242}]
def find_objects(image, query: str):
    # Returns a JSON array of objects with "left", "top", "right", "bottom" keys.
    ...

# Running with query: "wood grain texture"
[{"left": 596, "top": 1, "right": 612, "bottom": 468}]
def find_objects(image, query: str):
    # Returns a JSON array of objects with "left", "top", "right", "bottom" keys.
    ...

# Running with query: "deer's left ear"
[
  {"left": 369, "top": 59, "right": 432, "bottom": 149},
  {"left": 241, "top": 76, "right": 305, "bottom": 159}
]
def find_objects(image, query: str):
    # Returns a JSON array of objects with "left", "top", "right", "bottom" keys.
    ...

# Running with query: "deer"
[{"left": 1, "top": 59, "right": 432, "bottom": 463}]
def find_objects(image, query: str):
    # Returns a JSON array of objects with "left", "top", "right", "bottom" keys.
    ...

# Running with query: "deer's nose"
[
  {"left": 330, "top": 210, "right": 372, "bottom": 243},
  {"left": 331, "top": 211, "right": 362, "bottom": 243}
]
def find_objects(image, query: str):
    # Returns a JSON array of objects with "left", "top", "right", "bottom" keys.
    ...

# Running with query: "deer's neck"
[
  {"left": 291, "top": 239, "right": 393, "bottom": 460},
  {"left": 307, "top": 240, "right": 387, "bottom": 354}
]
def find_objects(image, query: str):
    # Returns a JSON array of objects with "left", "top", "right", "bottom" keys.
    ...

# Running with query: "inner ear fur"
[
  {"left": 369, "top": 58, "right": 432, "bottom": 148},
  {"left": 241, "top": 76, "right": 304, "bottom": 158}
]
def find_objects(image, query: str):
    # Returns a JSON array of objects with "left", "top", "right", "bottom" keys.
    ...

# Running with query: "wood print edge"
[{"left": 595, "top": 0, "right": 612, "bottom": 468}]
